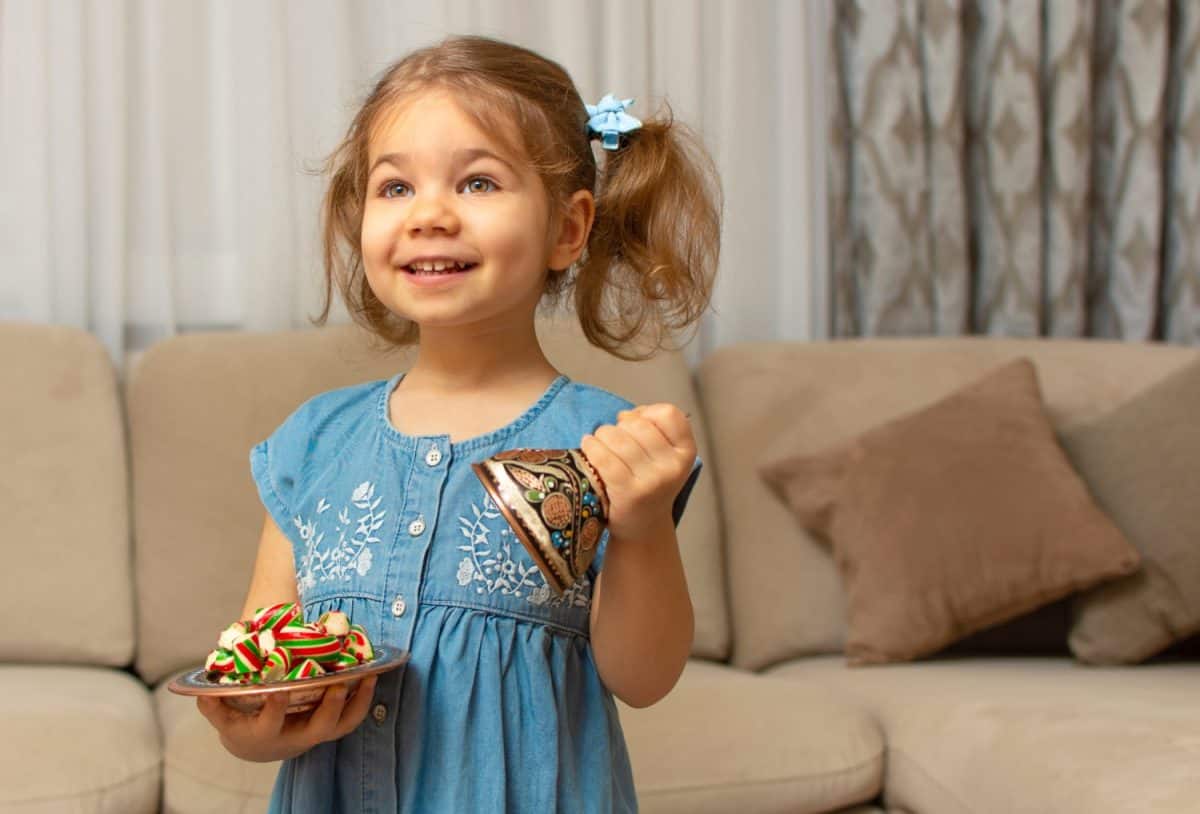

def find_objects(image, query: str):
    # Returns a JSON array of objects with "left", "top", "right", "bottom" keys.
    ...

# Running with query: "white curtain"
[{"left": 0, "top": 0, "right": 826, "bottom": 374}]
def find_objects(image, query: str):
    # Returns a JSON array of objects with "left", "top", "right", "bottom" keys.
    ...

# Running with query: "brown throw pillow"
[
  {"left": 1059, "top": 356, "right": 1200, "bottom": 665},
  {"left": 758, "top": 358, "right": 1141, "bottom": 666}
]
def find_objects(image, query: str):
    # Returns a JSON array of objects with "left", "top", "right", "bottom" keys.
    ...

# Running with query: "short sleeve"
[
  {"left": 589, "top": 454, "right": 704, "bottom": 576},
  {"left": 248, "top": 405, "right": 315, "bottom": 539}
]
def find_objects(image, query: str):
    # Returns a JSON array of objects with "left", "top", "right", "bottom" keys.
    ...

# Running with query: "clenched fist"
[{"left": 581, "top": 403, "right": 697, "bottom": 543}]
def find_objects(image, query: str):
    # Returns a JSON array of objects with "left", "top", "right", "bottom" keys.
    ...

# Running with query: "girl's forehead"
[{"left": 367, "top": 89, "right": 525, "bottom": 166}]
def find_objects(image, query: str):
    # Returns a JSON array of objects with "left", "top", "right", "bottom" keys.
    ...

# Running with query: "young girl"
[{"left": 197, "top": 34, "right": 720, "bottom": 813}]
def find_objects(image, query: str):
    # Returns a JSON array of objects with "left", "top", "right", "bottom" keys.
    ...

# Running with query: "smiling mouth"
[{"left": 404, "top": 261, "right": 478, "bottom": 276}]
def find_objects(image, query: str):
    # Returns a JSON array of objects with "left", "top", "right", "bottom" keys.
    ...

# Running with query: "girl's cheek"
[{"left": 360, "top": 216, "right": 390, "bottom": 260}]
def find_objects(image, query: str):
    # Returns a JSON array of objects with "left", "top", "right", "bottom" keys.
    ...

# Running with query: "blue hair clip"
[{"left": 586, "top": 94, "right": 642, "bottom": 151}]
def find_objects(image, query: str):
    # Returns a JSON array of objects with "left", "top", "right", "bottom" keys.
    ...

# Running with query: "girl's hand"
[
  {"left": 196, "top": 674, "right": 379, "bottom": 763},
  {"left": 581, "top": 403, "right": 697, "bottom": 543}
]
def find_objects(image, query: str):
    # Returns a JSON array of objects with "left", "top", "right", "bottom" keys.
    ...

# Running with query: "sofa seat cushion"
[
  {"left": 768, "top": 656, "right": 1200, "bottom": 813},
  {"left": 155, "top": 671, "right": 280, "bottom": 812},
  {"left": 0, "top": 666, "right": 160, "bottom": 813},
  {"left": 617, "top": 659, "right": 883, "bottom": 814},
  {"left": 160, "top": 660, "right": 885, "bottom": 814}
]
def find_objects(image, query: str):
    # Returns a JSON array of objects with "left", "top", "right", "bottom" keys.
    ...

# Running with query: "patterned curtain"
[{"left": 827, "top": 0, "right": 1200, "bottom": 344}]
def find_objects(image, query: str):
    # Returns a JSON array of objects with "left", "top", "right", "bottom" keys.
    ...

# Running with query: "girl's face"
[{"left": 361, "top": 90, "right": 562, "bottom": 335}]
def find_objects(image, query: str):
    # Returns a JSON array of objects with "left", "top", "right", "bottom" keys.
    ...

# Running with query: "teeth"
[{"left": 409, "top": 260, "right": 472, "bottom": 273}]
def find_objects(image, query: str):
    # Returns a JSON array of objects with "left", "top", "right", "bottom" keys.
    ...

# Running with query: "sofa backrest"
[
  {"left": 0, "top": 323, "right": 134, "bottom": 666},
  {"left": 127, "top": 319, "right": 726, "bottom": 686},
  {"left": 698, "top": 337, "right": 1200, "bottom": 671}
]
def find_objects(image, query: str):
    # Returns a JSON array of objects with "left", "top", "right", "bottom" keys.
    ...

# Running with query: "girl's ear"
[{"left": 548, "top": 189, "right": 596, "bottom": 271}]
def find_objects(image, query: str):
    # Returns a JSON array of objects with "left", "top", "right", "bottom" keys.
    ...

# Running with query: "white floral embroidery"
[
  {"left": 456, "top": 495, "right": 591, "bottom": 609},
  {"left": 293, "top": 480, "right": 387, "bottom": 598}
]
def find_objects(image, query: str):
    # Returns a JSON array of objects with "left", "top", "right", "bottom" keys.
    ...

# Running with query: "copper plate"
[{"left": 167, "top": 644, "right": 409, "bottom": 714}]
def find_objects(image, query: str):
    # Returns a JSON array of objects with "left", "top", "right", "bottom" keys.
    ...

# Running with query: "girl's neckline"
[{"left": 378, "top": 372, "right": 571, "bottom": 454}]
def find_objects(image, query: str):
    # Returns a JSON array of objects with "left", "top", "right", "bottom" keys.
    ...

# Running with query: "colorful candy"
[
  {"left": 285, "top": 658, "right": 325, "bottom": 680},
  {"left": 202, "top": 603, "right": 375, "bottom": 685},
  {"left": 344, "top": 624, "right": 375, "bottom": 662},
  {"left": 251, "top": 602, "right": 302, "bottom": 634},
  {"left": 318, "top": 610, "right": 350, "bottom": 637}
]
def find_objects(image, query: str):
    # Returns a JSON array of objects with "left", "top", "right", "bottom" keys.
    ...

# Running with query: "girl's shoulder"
[
  {"left": 277, "top": 377, "right": 388, "bottom": 436},
  {"left": 256, "top": 377, "right": 388, "bottom": 468},
  {"left": 291, "top": 376, "right": 386, "bottom": 419},
  {"left": 250, "top": 377, "right": 390, "bottom": 526}
]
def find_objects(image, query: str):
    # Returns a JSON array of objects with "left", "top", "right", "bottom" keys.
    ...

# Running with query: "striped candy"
[
  {"left": 344, "top": 625, "right": 375, "bottom": 662},
  {"left": 251, "top": 602, "right": 301, "bottom": 635},
  {"left": 261, "top": 647, "right": 293, "bottom": 681},
  {"left": 274, "top": 622, "right": 340, "bottom": 663},
  {"left": 205, "top": 648, "right": 237, "bottom": 675},
  {"left": 204, "top": 607, "right": 376, "bottom": 685},
  {"left": 284, "top": 635, "right": 342, "bottom": 663},
  {"left": 275, "top": 622, "right": 325, "bottom": 642},
  {"left": 231, "top": 633, "right": 266, "bottom": 674},
  {"left": 285, "top": 658, "right": 325, "bottom": 680},
  {"left": 331, "top": 651, "right": 361, "bottom": 669}
]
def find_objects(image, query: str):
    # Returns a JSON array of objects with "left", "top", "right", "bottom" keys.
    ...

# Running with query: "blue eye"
[
  {"left": 464, "top": 177, "right": 497, "bottom": 194},
  {"left": 380, "top": 181, "right": 410, "bottom": 198}
]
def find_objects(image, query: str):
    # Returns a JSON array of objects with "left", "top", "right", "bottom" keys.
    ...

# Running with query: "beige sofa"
[{"left": 3, "top": 319, "right": 1197, "bottom": 814}]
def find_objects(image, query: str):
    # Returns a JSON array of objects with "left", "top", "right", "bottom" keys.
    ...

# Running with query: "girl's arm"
[
  {"left": 582, "top": 405, "right": 697, "bottom": 708},
  {"left": 239, "top": 512, "right": 301, "bottom": 618}
]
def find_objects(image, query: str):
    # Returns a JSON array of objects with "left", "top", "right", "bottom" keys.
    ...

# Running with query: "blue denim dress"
[{"left": 250, "top": 372, "right": 702, "bottom": 813}]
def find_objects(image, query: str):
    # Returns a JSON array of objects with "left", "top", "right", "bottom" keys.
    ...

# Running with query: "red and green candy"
[{"left": 202, "top": 604, "right": 375, "bottom": 685}]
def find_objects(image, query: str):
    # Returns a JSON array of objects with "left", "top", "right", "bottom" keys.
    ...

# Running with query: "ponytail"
[{"left": 573, "top": 103, "right": 722, "bottom": 361}]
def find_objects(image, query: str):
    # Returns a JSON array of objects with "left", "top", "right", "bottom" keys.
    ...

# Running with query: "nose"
[{"left": 406, "top": 191, "right": 460, "bottom": 236}]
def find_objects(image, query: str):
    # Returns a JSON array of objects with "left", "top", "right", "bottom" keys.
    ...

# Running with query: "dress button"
[
  {"left": 391, "top": 596, "right": 407, "bottom": 617},
  {"left": 372, "top": 703, "right": 388, "bottom": 724},
  {"left": 425, "top": 447, "right": 442, "bottom": 466},
  {"left": 408, "top": 517, "right": 426, "bottom": 536}
]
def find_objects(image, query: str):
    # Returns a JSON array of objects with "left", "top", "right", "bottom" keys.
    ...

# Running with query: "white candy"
[
  {"left": 319, "top": 610, "right": 351, "bottom": 637},
  {"left": 218, "top": 622, "right": 246, "bottom": 650}
]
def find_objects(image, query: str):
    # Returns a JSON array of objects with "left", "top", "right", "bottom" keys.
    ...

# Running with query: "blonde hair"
[{"left": 313, "top": 35, "right": 721, "bottom": 361}]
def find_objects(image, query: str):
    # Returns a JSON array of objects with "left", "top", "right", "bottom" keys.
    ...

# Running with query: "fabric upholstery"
[
  {"left": 155, "top": 672, "right": 280, "bottom": 812},
  {"left": 600, "top": 659, "right": 881, "bottom": 814},
  {"left": 1060, "top": 356, "right": 1200, "bottom": 663},
  {"left": 768, "top": 655, "right": 1200, "bottom": 814},
  {"left": 758, "top": 358, "right": 1140, "bottom": 665},
  {"left": 128, "top": 319, "right": 727, "bottom": 684},
  {"left": 0, "top": 665, "right": 160, "bottom": 813},
  {"left": 0, "top": 323, "right": 134, "bottom": 666},
  {"left": 155, "top": 658, "right": 883, "bottom": 814},
  {"left": 698, "top": 337, "right": 1200, "bottom": 670}
]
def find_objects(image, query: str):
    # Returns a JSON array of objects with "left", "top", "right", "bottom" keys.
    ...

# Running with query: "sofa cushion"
[
  {"left": 0, "top": 665, "right": 160, "bottom": 813},
  {"left": 618, "top": 659, "right": 883, "bottom": 813},
  {"left": 1059, "top": 356, "right": 1200, "bottom": 664},
  {"left": 155, "top": 671, "right": 280, "bottom": 812},
  {"left": 758, "top": 358, "right": 1140, "bottom": 665},
  {"left": 128, "top": 319, "right": 728, "bottom": 685},
  {"left": 0, "top": 323, "right": 134, "bottom": 666},
  {"left": 154, "top": 658, "right": 882, "bottom": 814},
  {"left": 768, "top": 655, "right": 1200, "bottom": 814},
  {"left": 697, "top": 338, "right": 1200, "bottom": 671}
]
